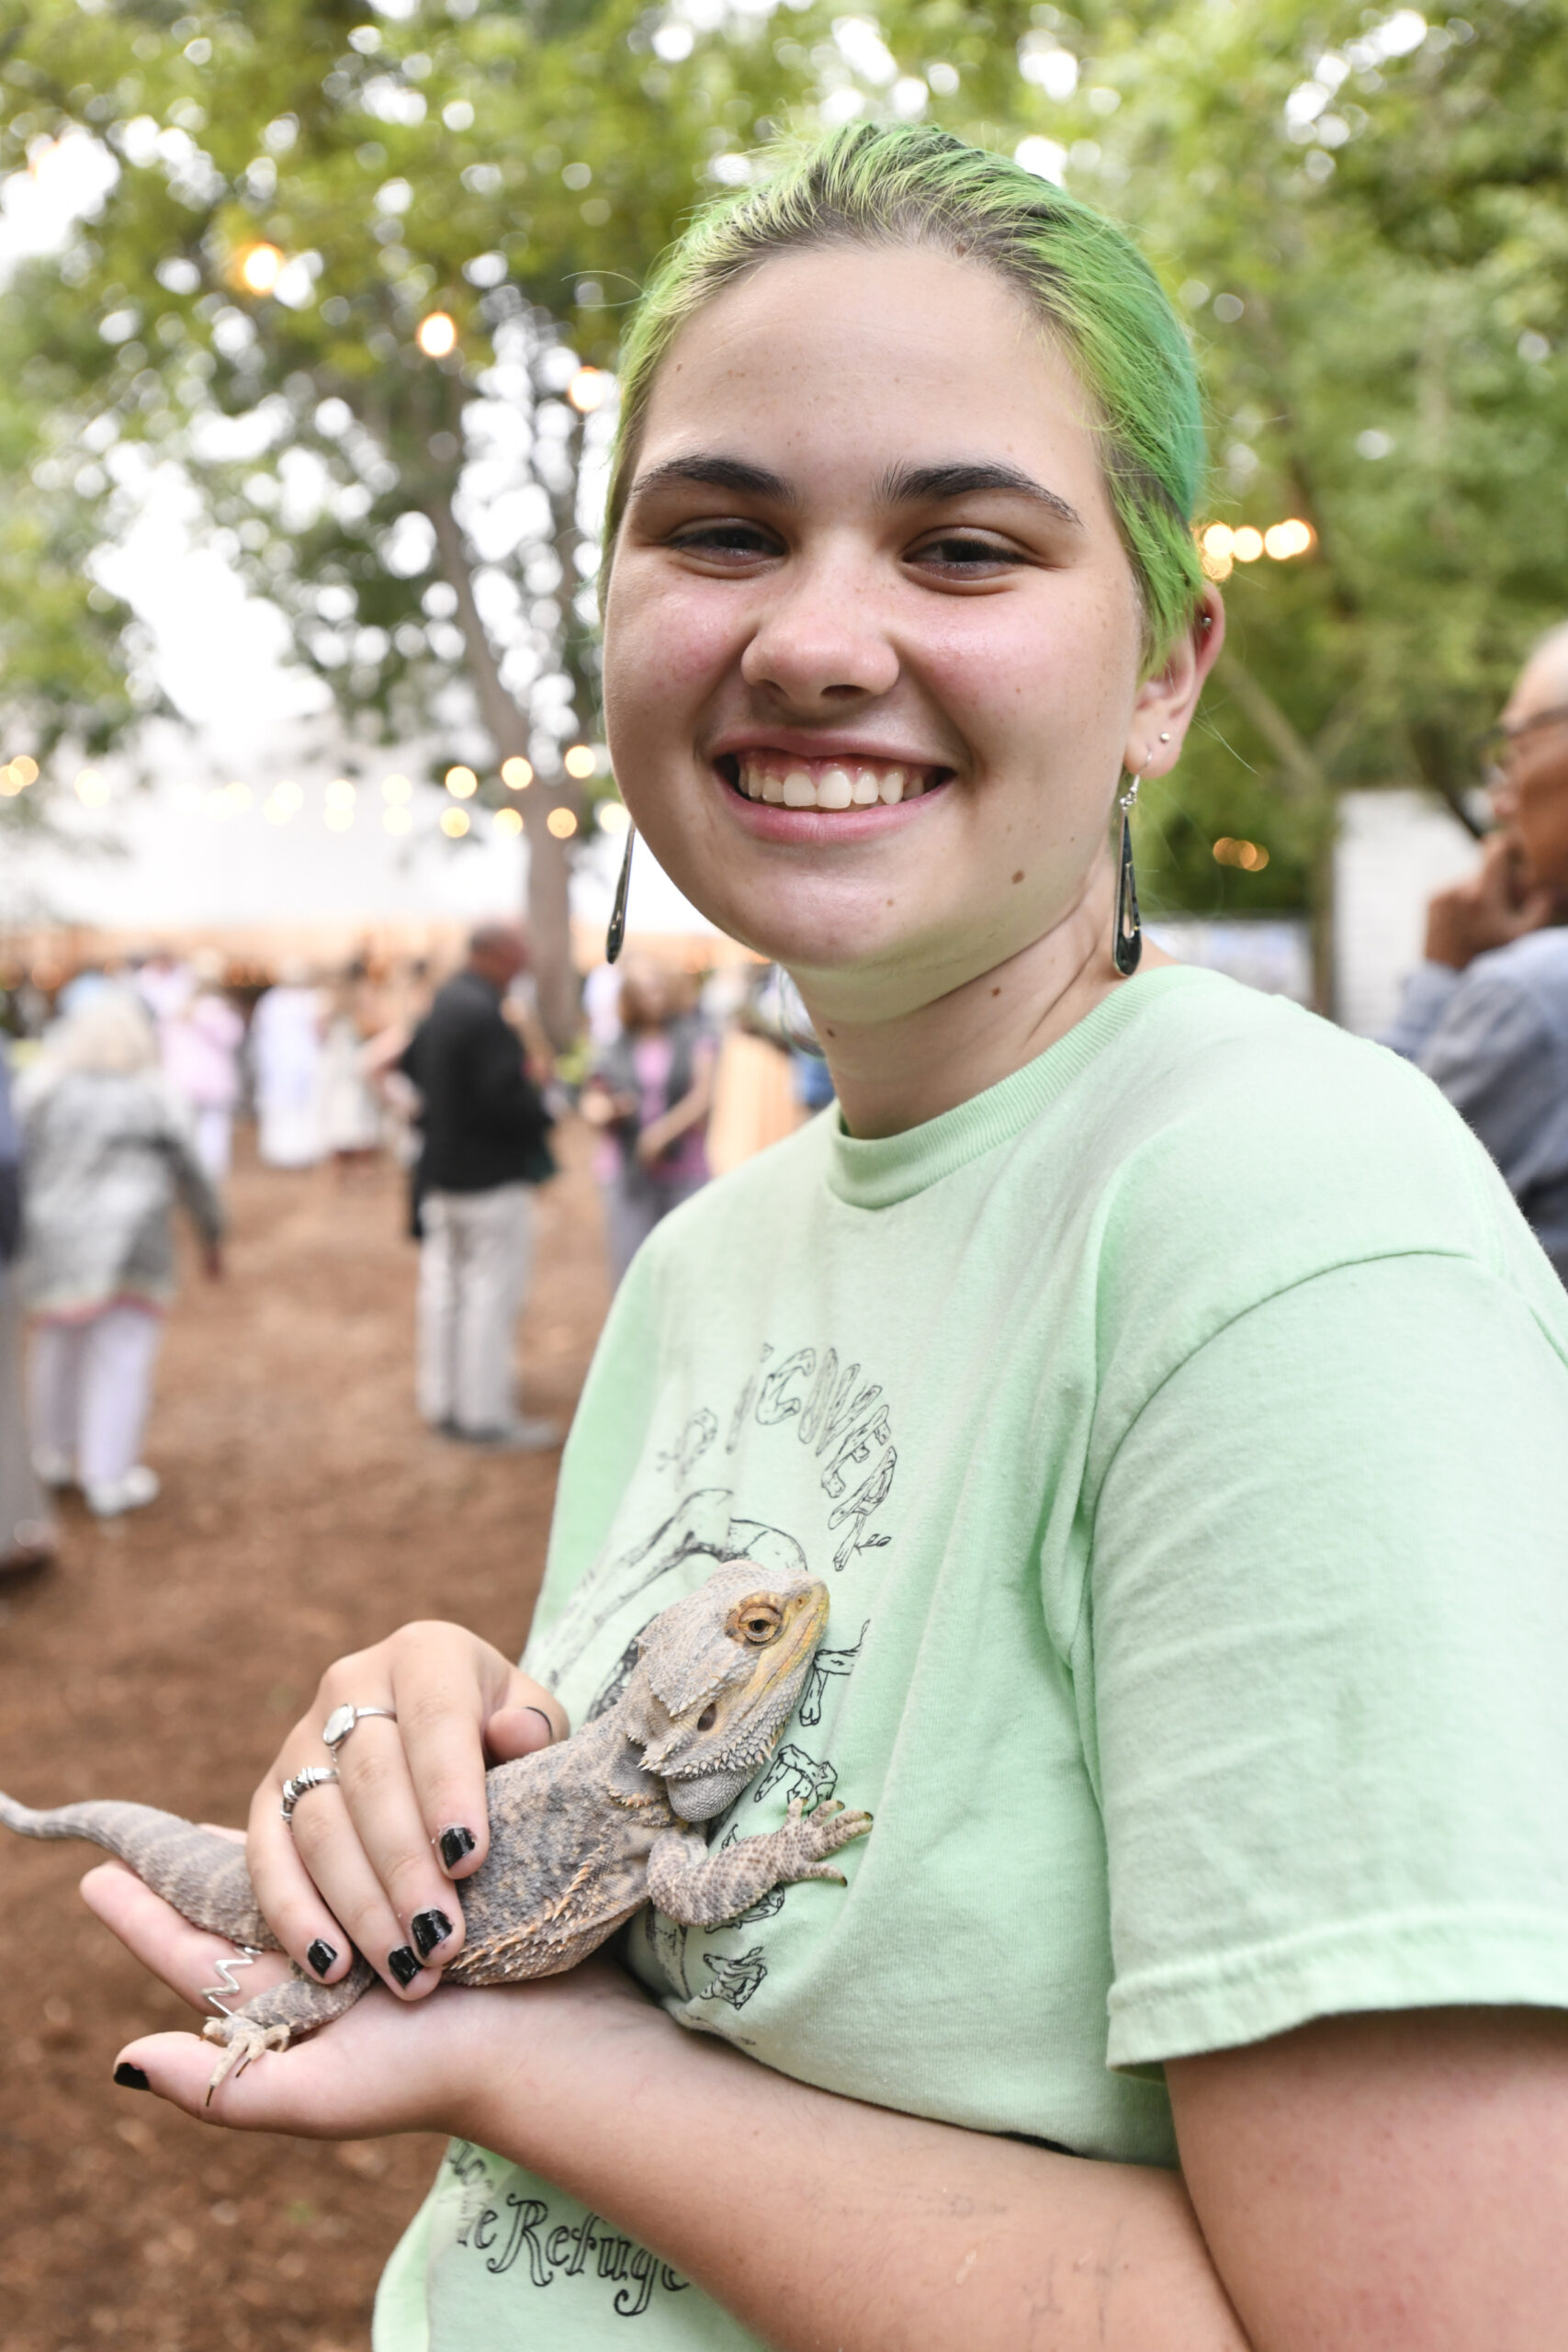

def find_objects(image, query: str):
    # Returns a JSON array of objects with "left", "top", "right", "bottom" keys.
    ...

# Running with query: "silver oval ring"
[
  {"left": 321, "top": 1702, "right": 398, "bottom": 1756},
  {"left": 280, "top": 1766, "right": 339, "bottom": 1825}
]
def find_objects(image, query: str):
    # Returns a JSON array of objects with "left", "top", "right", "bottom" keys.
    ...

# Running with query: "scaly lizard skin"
[{"left": 0, "top": 1562, "right": 871, "bottom": 2091}]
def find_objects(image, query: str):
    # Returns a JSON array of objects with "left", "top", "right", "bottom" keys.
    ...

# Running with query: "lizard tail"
[{"left": 0, "top": 1792, "right": 276, "bottom": 1950}]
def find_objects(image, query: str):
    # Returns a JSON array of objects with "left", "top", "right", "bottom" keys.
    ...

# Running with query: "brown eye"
[{"left": 733, "top": 1599, "right": 789, "bottom": 1656}]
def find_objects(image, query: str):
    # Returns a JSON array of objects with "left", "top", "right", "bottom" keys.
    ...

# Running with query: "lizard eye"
[
  {"left": 728, "top": 1599, "right": 783, "bottom": 1647},
  {"left": 697, "top": 1704, "right": 717, "bottom": 1731}
]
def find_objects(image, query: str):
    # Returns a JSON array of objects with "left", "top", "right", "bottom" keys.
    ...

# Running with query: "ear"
[{"left": 1123, "top": 586, "right": 1226, "bottom": 781}]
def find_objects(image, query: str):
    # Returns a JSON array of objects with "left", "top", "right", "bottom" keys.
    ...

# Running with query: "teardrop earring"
[
  {"left": 605, "top": 822, "right": 636, "bottom": 965},
  {"left": 1112, "top": 767, "right": 1145, "bottom": 978}
]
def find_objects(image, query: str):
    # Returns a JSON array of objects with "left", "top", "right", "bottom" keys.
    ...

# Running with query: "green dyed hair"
[{"left": 606, "top": 122, "right": 1207, "bottom": 663}]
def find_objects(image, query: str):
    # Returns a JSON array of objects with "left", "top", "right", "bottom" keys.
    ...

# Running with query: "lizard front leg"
[
  {"left": 646, "top": 1799, "right": 871, "bottom": 1930},
  {"left": 201, "top": 1954, "right": 378, "bottom": 2099}
]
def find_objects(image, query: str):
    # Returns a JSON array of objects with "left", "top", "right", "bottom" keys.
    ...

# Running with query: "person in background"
[
  {"left": 0, "top": 1040, "right": 57, "bottom": 1577},
  {"left": 17, "top": 989, "right": 222, "bottom": 1519},
  {"left": 1384, "top": 621, "right": 1568, "bottom": 1283},
  {"left": 319, "top": 958, "right": 386, "bottom": 1177},
  {"left": 398, "top": 923, "right": 558, "bottom": 1450},
  {"left": 581, "top": 956, "right": 716, "bottom": 1284},
  {"left": 249, "top": 962, "right": 325, "bottom": 1170},
  {"left": 159, "top": 950, "right": 245, "bottom": 1182}
]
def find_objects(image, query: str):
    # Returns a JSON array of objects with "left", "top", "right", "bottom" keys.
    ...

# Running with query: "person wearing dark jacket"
[{"left": 398, "top": 924, "right": 558, "bottom": 1449}]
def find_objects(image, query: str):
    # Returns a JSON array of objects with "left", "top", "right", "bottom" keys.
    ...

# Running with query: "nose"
[{"left": 739, "top": 555, "right": 900, "bottom": 708}]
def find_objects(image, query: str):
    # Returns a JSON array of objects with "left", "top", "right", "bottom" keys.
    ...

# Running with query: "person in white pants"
[
  {"left": 415, "top": 1182, "right": 533, "bottom": 1434},
  {"left": 17, "top": 989, "right": 223, "bottom": 1517},
  {"left": 398, "top": 925, "right": 557, "bottom": 1450}
]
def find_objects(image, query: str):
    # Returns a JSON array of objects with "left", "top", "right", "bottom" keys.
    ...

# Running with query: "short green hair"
[{"left": 607, "top": 122, "right": 1206, "bottom": 663}]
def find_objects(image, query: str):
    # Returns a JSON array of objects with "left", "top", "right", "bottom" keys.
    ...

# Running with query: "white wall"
[{"left": 1334, "top": 789, "right": 1481, "bottom": 1037}]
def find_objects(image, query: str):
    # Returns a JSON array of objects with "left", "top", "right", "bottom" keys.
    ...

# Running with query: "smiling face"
[{"left": 604, "top": 242, "right": 1215, "bottom": 1026}]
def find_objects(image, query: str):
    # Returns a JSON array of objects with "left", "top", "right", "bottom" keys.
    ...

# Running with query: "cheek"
[
  {"left": 915, "top": 582, "right": 1135, "bottom": 749},
  {"left": 604, "top": 564, "right": 741, "bottom": 719}
]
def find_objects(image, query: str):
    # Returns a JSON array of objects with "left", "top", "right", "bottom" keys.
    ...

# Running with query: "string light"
[
  {"left": 546, "top": 806, "right": 578, "bottom": 839},
  {"left": 444, "top": 764, "right": 478, "bottom": 798},
  {"left": 0, "top": 764, "right": 25, "bottom": 797},
  {"left": 1213, "top": 836, "right": 1270, "bottom": 871},
  {"left": 1197, "top": 519, "right": 1316, "bottom": 582},
  {"left": 238, "top": 243, "right": 284, "bottom": 295},
  {"left": 598, "top": 800, "right": 630, "bottom": 835},
  {"left": 75, "top": 768, "right": 110, "bottom": 807},
  {"left": 502, "top": 756, "right": 533, "bottom": 790},
  {"left": 381, "top": 773, "right": 412, "bottom": 803},
  {"left": 417, "top": 311, "right": 458, "bottom": 358},
  {"left": 440, "top": 806, "right": 470, "bottom": 838},
  {"left": 563, "top": 744, "right": 597, "bottom": 779},
  {"left": 263, "top": 779, "right": 303, "bottom": 824},
  {"left": 383, "top": 805, "right": 412, "bottom": 836},
  {"left": 9, "top": 754, "right": 39, "bottom": 786},
  {"left": 494, "top": 807, "right": 524, "bottom": 837}
]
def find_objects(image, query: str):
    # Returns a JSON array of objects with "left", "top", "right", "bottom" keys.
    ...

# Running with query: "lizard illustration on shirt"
[{"left": 0, "top": 1562, "right": 870, "bottom": 2094}]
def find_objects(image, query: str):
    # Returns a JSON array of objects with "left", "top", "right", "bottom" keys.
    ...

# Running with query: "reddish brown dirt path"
[{"left": 0, "top": 1125, "right": 610, "bottom": 2352}]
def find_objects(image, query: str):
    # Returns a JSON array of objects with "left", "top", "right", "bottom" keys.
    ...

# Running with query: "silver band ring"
[
  {"left": 321, "top": 1702, "right": 398, "bottom": 1756},
  {"left": 280, "top": 1766, "right": 339, "bottom": 1824}
]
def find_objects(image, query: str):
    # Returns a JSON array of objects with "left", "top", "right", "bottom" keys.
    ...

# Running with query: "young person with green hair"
[{"left": 91, "top": 125, "right": 1568, "bottom": 2349}]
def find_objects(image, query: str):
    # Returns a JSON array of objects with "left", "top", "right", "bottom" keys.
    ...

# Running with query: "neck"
[{"left": 798, "top": 853, "right": 1171, "bottom": 1140}]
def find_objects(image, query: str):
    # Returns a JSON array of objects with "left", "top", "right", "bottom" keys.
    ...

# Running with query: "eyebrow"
[
  {"left": 627, "top": 451, "right": 1084, "bottom": 531},
  {"left": 875, "top": 460, "right": 1084, "bottom": 529}
]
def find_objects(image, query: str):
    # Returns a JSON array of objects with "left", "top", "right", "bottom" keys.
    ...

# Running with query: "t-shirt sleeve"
[
  {"left": 1088, "top": 1250, "right": 1568, "bottom": 2070},
  {"left": 1417, "top": 965, "right": 1560, "bottom": 1191}
]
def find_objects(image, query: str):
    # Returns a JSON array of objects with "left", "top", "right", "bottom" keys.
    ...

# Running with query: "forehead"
[
  {"left": 1509, "top": 631, "right": 1568, "bottom": 724},
  {"left": 637, "top": 242, "right": 1111, "bottom": 514}
]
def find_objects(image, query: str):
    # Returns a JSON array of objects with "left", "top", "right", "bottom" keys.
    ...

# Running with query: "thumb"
[{"left": 483, "top": 1669, "right": 568, "bottom": 1761}]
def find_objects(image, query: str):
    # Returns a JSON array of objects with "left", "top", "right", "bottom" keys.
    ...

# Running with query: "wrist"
[{"left": 455, "top": 1964, "right": 677, "bottom": 2164}]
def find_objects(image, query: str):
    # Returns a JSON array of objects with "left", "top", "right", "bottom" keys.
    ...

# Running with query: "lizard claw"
[{"left": 201, "top": 2016, "right": 291, "bottom": 2102}]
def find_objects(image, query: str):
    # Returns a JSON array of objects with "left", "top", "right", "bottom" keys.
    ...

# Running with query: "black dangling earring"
[
  {"left": 605, "top": 822, "right": 636, "bottom": 964},
  {"left": 1112, "top": 769, "right": 1144, "bottom": 978}
]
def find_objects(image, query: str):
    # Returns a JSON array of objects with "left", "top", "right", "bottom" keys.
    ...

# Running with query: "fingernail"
[
  {"left": 388, "top": 1945, "right": 422, "bottom": 1988},
  {"left": 114, "top": 2061, "right": 150, "bottom": 2091},
  {"left": 412, "top": 1908, "right": 453, "bottom": 1960},
  {"left": 307, "top": 1938, "right": 338, "bottom": 1978},
  {"left": 439, "top": 1826, "right": 477, "bottom": 1871},
  {"left": 525, "top": 1705, "right": 556, "bottom": 1744}
]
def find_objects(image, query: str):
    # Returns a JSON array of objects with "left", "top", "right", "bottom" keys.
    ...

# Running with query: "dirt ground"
[{"left": 0, "top": 1123, "right": 612, "bottom": 2352}]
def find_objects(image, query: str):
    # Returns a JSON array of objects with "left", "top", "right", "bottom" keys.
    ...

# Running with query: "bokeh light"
[
  {"left": 1231, "top": 526, "right": 1265, "bottom": 563},
  {"left": 381, "top": 772, "right": 412, "bottom": 804},
  {"left": 75, "top": 768, "right": 110, "bottom": 807},
  {"left": 440, "top": 806, "right": 470, "bottom": 838},
  {"left": 598, "top": 800, "right": 630, "bottom": 834},
  {"left": 502, "top": 756, "right": 533, "bottom": 790},
  {"left": 1264, "top": 518, "right": 1316, "bottom": 560},
  {"left": 383, "top": 805, "right": 412, "bottom": 836},
  {"left": 444, "top": 764, "right": 478, "bottom": 798},
  {"left": 494, "top": 807, "right": 524, "bottom": 837},
  {"left": 238, "top": 243, "right": 284, "bottom": 295},
  {"left": 1213, "top": 837, "right": 1270, "bottom": 871},
  {"left": 546, "top": 806, "right": 579, "bottom": 839},
  {"left": 10, "top": 753, "right": 39, "bottom": 785},
  {"left": 563, "top": 743, "right": 596, "bottom": 779},
  {"left": 567, "top": 366, "right": 608, "bottom": 413},
  {"left": 417, "top": 311, "right": 458, "bottom": 358}
]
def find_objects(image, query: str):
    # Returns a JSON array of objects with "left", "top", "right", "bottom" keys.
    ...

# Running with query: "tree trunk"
[
  {"left": 1214, "top": 650, "right": 1339, "bottom": 1015},
  {"left": 425, "top": 492, "right": 581, "bottom": 1047}
]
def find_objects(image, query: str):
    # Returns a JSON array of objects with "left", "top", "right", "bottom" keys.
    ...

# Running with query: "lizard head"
[{"left": 624, "top": 1562, "right": 830, "bottom": 1821}]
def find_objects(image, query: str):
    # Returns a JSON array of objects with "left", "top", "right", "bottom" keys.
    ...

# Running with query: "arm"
[
  {"left": 96, "top": 1879, "right": 1568, "bottom": 2351},
  {"left": 635, "top": 1039, "right": 716, "bottom": 1167}
]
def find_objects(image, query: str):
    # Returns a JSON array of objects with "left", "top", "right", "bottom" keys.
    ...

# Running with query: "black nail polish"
[
  {"left": 439, "top": 1826, "right": 477, "bottom": 1871},
  {"left": 114, "top": 2061, "right": 150, "bottom": 2091},
  {"left": 412, "top": 1907, "right": 454, "bottom": 1958},
  {"left": 388, "top": 1944, "right": 421, "bottom": 1988},
  {"left": 307, "top": 1938, "right": 338, "bottom": 1978}
]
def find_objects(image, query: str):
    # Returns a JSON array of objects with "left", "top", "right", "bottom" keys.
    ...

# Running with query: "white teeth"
[
  {"left": 818, "top": 765, "right": 852, "bottom": 810},
  {"left": 734, "top": 758, "right": 934, "bottom": 808},
  {"left": 906, "top": 775, "right": 924, "bottom": 798},
  {"left": 851, "top": 768, "right": 879, "bottom": 806},
  {"left": 877, "top": 768, "right": 905, "bottom": 805},
  {"left": 761, "top": 771, "right": 785, "bottom": 804},
  {"left": 782, "top": 770, "right": 815, "bottom": 808}
]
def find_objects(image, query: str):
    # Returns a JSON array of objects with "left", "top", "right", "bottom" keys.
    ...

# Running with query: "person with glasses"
[{"left": 1383, "top": 623, "right": 1568, "bottom": 1284}]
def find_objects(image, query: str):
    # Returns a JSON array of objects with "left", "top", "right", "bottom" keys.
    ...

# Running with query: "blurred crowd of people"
[{"left": 0, "top": 926, "right": 830, "bottom": 1578}]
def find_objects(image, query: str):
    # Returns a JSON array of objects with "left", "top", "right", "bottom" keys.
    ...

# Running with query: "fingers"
[
  {"left": 247, "top": 1760, "right": 361, "bottom": 1991},
  {"left": 295, "top": 1720, "right": 457, "bottom": 1999},
  {"left": 79, "top": 1863, "right": 295, "bottom": 2013}
]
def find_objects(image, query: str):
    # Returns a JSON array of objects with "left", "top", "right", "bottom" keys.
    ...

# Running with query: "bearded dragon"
[{"left": 0, "top": 1562, "right": 870, "bottom": 2093}]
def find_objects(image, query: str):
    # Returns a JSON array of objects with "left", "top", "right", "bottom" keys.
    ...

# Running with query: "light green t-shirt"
[{"left": 376, "top": 967, "right": 1568, "bottom": 2350}]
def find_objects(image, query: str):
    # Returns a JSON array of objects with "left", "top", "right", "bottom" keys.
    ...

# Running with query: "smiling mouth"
[{"left": 717, "top": 752, "right": 952, "bottom": 810}]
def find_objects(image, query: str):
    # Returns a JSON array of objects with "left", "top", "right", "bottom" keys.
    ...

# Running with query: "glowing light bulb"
[
  {"left": 494, "top": 807, "right": 524, "bottom": 837},
  {"left": 1264, "top": 518, "right": 1315, "bottom": 560},
  {"left": 417, "top": 311, "right": 458, "bottom": 358},
  {"left": 440, "top": 806, "right": 470, "bottom": 838},
  {"left": 501, "top": 757, "right": 533, "bottom": 790},
  {"left": 546, "top": 806, "right": 579, "bottom": 839},
  {"left": 11, "top": 753, "right": 39, "bottom": 785},
  {"left": 383, "top": 805, "right": 412, "bottom": 836},
  {"left": 563, "top": 743, "right": 597, "bottom": 779},
  {"left": 444, "top": 764, "right": 478, "bottom": 799},
  {"left": 75, "top": 768, "right": 110, "bottom": 807},
  {"left": 1231, "top": 526, "right": 1264, "bottom": 563},
  {"left": 381, "top": 773, "right": 412, "bottom": 804},
  {"left": 598, "top": 800, "right": 630, "bottom": 834}
]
